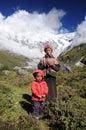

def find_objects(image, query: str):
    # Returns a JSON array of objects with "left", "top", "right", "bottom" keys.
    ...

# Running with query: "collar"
[{"left": 45, "top": 54, "right": 54, "bottom": 58}]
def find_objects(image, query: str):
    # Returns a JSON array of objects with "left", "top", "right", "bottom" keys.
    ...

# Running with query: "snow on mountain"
[
  {"left": 0, "top": 30, "right": 75, "bottom": 59},
  {"left": 0, "top": 10, "right": 86, "bottom": 61}
]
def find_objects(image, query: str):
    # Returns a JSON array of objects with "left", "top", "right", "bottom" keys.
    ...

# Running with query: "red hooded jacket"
[{"left": 31, "top": 69, "right": 48, "bottom": 101}]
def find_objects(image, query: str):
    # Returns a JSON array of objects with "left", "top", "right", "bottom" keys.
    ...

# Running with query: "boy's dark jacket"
[{"left": 38, "top": 54, "right": 60, "bottom": 77}]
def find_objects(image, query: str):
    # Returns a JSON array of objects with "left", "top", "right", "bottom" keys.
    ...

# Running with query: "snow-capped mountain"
[
  {"left": 0, "top": 9, "right": 86, "bottom": 60},
  {"left": 0, "top": 31, "right": 75, "bottom": 59}
]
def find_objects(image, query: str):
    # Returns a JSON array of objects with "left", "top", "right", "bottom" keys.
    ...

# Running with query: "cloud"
[
  {"left": 72, "top": 16, "right": 86, "bottom": 46},
  {"left": 0, "top": 8, "right": 67, "bottom": 58},
  {"left": 0, "top": 8, "right": 66, "bottom": 34}
]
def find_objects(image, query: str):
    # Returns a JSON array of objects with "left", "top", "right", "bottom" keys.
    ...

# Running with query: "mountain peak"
[{"left": 0, "top": 31, "right": 75, "bottom": 58}]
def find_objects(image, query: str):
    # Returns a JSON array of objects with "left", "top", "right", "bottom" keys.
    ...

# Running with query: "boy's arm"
[
  {"left": 50, "top": 64, "right": 60, "bottom": 71},
  {"left": 38, "top": 58, "right": 48, "bottom": 70},
  {"left": 31, "top": 82, "right": 38, "bottom": 96},
  {"left": 38, "top": 62, "right": 45, "bottom": 70},
  {"left": 31, "top": 82, "right": 42, "bottom": 98}
]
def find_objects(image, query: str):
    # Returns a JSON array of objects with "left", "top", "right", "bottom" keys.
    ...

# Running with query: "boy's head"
[
  {"left": 44, "top": 44, "right": 53, "bottom": 54},
  {"left": 33, "top": 69, "right": 44, "bottom": 82}
]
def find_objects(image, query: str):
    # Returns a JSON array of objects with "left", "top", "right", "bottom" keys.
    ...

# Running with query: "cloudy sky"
[
  {"left": 0, "top": 0, "right": 86, "bottom": 32},
  {"left": 0, "top": 0, "right": 86, "bottom": 58}
]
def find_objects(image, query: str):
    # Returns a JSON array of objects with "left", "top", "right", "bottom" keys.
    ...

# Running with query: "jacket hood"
[{"left": 33, "top": 69, "right": 44, "bottom": 80}]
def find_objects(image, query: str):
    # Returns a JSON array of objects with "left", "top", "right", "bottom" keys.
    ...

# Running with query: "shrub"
[
  {"left": 0, "top": 65, "right": 12, "bottom": 71},
  {"left": 44, "top": 85, "right": 86, "bottom": 130}
]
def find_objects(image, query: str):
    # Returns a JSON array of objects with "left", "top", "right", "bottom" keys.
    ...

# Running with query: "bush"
[
  {"left": 0, "top": 65, "right": 12, "bottom": 71},
  {"left": 0, "top": 83, "right": 14, "bottom": 114},
  {"left": 44, "top": 85, "right": 86, "bottom": 130}
]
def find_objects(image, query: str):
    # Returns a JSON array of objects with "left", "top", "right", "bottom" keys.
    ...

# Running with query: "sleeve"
[
  {"left": 50, "top": 58, "right": 60, "bottom": 71},
  {"left": 38, "top": 58, "right": 48, "bottom": 70},
  {"left": 50, "top": 64, "right": 60, "bottom": 71},
  {"left": 31, "top": 82, "right": 38, "bottom": 96},
  {"left": 38, "top": 62, "right": 46, "bottom": 70}
]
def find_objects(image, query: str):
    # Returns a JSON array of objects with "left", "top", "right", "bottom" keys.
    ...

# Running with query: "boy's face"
[
  {"left": 36, "top": 73, "right": 43, "bottom": 82},
  {"left": 46, "top": 48, "right": 52, "bottom": 55}
]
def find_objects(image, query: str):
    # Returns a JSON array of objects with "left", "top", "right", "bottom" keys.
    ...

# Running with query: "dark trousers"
[
  {"left": 45, "top": 75, "right": 57, "bottom": 102},
  {"left": 33, "top": 100, "right": 45, "bottom": 117}
]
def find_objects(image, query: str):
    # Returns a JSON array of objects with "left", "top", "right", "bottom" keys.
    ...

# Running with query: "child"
[{"left": 31, "top": 69, "right": 48, "bottom": 120}]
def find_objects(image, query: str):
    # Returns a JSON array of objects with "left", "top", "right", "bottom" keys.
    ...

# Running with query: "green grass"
[
  {"left": 0, "top": 50, "right": 30, "bottom": 68},
  {"left": 0, "top": 71, "right": 31, "bottom": 120}
]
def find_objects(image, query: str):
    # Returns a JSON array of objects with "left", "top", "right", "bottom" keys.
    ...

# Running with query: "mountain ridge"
[
  {"left": 0, "top": 31, "right": 75, "bottom": 58},
  {"left": 0, "top": 43, "right": 86, "bottom": 69}
]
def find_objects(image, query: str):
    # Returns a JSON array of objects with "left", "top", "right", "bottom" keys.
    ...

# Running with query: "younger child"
[{"left": 31, "top": 69, "right": 48, "bottom": 120}]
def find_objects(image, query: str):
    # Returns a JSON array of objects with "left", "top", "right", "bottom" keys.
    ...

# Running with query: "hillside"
[
  {"left": 0, "top": 44, "right": 86, "bottom": 130},
  {"left": 58, "top": 43, "right": 86, "bottom": 67},
  {"left": 0, "top": 50, "right": 30, "bottom": 68}
]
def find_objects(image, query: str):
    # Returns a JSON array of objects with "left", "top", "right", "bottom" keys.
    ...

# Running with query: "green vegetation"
[
  {"left": 59, "top": 44, "right": 86, "bottom": 66},
  {"left": 42, "top": 65, "right": 86, "bottom": 130},
  {"left": 0, "top": 44, "right": 86, "bottom": 130},
  {"left": 0, "top": 50, "right": 30, "bottom": 68}
]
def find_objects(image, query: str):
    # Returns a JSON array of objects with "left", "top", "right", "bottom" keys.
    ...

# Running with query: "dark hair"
[{"left": 33, "top": 72, "right": 38, "bottom": 78}]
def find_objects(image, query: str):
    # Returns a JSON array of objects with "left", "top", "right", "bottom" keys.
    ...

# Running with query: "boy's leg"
[
  {"left": 33, "top": 101, "right": 40, "bottom": 119},
  {"left": 39, "top": 101, "right": 45, "bottom": 115}
]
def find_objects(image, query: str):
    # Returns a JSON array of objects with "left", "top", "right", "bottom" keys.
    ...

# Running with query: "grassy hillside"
[
  {"left": 58, "top": 44, "right": 86, "bottom": 67},
  {"left": 0, "top": 45, "right": 86, "bottom": 130},
  {"left": 0, "top": 50, "right": 30, "bottom": 68}
]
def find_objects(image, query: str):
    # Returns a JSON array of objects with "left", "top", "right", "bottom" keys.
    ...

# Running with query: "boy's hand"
[
  {"left": 38, "top": 95, "right": 42, "bottom": 98},
  {"left": 42, "top": 94, "right": 46, "bottom": 98},
  {"left": 46, "top": 59, "right": 54, "bottom": 66},
  {"left": 47, "top": 62, "right": 54, "bottom": 66}
]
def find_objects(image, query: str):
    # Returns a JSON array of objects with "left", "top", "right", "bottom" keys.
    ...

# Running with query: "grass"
[
  {"left": 0, "top": 71, "right": 31, "bottom": 120},
  {"left": 0, "top": 50, "right": 30, "bottom": 68}
]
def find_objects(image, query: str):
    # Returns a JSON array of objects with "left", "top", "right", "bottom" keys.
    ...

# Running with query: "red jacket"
[{"left": 31, "top": 69, "right": 48, "bottom": 101}]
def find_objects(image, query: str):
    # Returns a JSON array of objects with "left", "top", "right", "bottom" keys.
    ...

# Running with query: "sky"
[{"left": 0, "top": 0, "right": 86, "bottom": 32}]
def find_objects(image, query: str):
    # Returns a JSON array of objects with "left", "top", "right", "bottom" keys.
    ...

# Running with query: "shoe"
[{"left": 34, "top": 116, "right": 39, "bottom": 120}]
